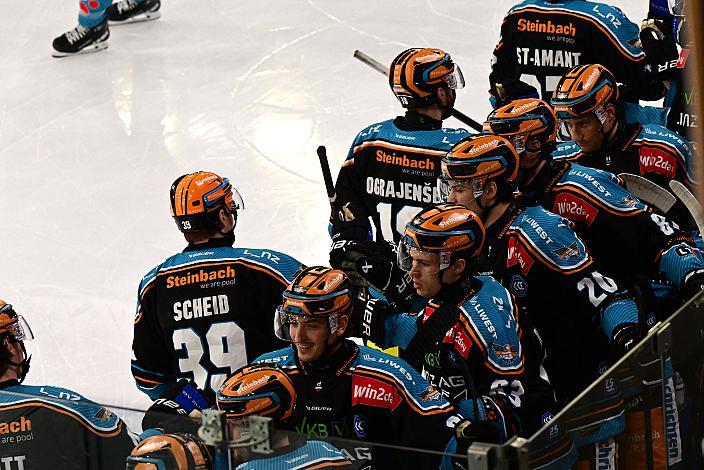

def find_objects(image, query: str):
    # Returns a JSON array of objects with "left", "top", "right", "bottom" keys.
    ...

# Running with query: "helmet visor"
[
  {"left": 397, "top": 236, "right": 451, "bottom": 272},
  {"left": 274, "top": 308, "right": 340, "bottom": 342},
  {"left": 3, "top": 316, "right": 34, "bottom": 342},
  {"left": 443, "top": 65, "right": 465, "bottom": 90}
]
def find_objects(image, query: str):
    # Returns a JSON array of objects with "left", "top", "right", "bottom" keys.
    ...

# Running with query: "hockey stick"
[
  {"left": 317, "top": 145, "right": 336, "bottom": 204},
  {"left": 352, "top": 50, "right": 484, "bottom": 132},
  {"left": 619, "top": 173, "right": 676, "bottom": 213},
  {"left": 669, "top": 180, "right": 704, "bottom": 234}
]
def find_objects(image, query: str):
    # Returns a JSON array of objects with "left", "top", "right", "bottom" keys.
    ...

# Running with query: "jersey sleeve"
[
  {"left": 132, "top": 266, "right": 175, "bottom": 399},
  {"left": 330, "top": 127, "right": 379, "bottom": 241},
  {"left": 515, "top": 210, "right": 640, "bottom": 339},
  {"left": 489, "top": 12, "right": 518, "bottom": 100}
]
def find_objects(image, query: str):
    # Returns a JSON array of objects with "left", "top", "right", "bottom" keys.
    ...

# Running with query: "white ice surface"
[{"left": 0, "top": 0, "right": 645, "bottom": 430}]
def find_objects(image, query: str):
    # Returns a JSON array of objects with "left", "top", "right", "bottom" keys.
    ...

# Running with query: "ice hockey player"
[
  {"left": 217, "top": 363, "right": 366, "bottom": 469},
  {"left": 329, "top": 47, "right": 472, "bottom": 311},
  {"left": 0, "top": 300, "right": 136, "bottom": 469},
  {"left": 255, "top": 266, "right": 507, "bottom": 468},
  {"left": 330, "top": 47, "right": 470, "bottom": 245},
  {"left": 439, "top": 134, "right": 643, "bottom": 397},
  {"left": 489, "top": 0, "right": 664, "bottom": 105},
  {"left": 360, "top": 204, "right": 565, "bottom": 439},
  {"left": 52, "top": 0, "right": 161, "bottom": 57},
  {"left": 484, "top": 97, "right": 704, "bottom": 316},
  {"left": 639, "top": 0, "right": 696, "bottom": 146},
  {"left": 126, "top": 433, "right": 212, "bottom": 469},
  {"left": 550, "top": 63, "right": 696, "bottom": 229},
  {"left": 132, "top": 171, "right": 303, "bottom": 399}
]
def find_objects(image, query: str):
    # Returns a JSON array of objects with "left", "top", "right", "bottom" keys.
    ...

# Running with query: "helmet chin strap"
[{"left": 6, "top": 342, "right": 31, "bottom": 383}]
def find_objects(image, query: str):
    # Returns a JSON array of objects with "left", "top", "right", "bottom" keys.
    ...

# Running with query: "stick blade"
[{"left": 619, "top": 173, "right": 676, "bottom": 212}]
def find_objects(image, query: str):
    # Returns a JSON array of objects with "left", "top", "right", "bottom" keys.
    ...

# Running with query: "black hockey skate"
[
  {"left": 51, "top": 20, "right": 109, "bottom": 58},
  {"left": 107, "top": 0, "right": 161, "bottom": 25}
]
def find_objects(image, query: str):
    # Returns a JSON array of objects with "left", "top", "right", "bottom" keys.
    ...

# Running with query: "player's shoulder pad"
[
  {"left": 230, "top": 247, "right": 303, "bottom": 281},
  {"left": 638, "top": 124, "right": 692, "bottom": 159},
  {"left": 512, "top": 206, "right": 591, "bottom": 271},
  {"left": 552, "top": 141, "right": 582, "bottom": 161},
  {"left": 355, "top": 346, "right": 452, "bottom": 412},
  {"left": 252, "top": 347, "right": 298, "bottom": 370},
  {"left": 0, "top": 384, "right": 123, "bottom": 433},
  {"left": 558, "top": 163, "right": 647, "bottom": 212},
  {"left": 509, "top": 0, "right": 642, "bottom": 58},
  {"left": 460, "top": 277, "right": 524, "bottom": 371},
  {"left": 349, "top": 119, "right": 470, "bottom": 161}
]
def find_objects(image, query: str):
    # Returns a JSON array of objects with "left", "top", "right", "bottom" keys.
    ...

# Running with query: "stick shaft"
[{"left": 317, "top": 145, "right": 335, "bottom": 202}]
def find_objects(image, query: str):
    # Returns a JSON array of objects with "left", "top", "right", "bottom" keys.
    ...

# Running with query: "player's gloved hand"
[
  {"left": 612, "top": 322, "right": 642, "bottom": 354},
  {"left": 489, "top": 79, "right": 539, "bottom": 108},
  {"left": 142, "top": 380, "right": 212, "bottom": 432},
  {"left": 639, "top": 18, "right": 679, "bottom": 81},
  {"left": 353, "top": 297, "right": 396, "bottom": 342},
  {"left": 330, "top": 201, "right": 371, "bottom": 241},
  {"left": 680, "top": 269, "right": 704, "bottom": 303},
  {"left": 330, "top": 239, "right": 415, "bottom": 309}
]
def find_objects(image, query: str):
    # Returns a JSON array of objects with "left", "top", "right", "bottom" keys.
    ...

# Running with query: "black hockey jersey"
[
  {"left": 491, "top": 0, "right": 661, "bottom": 101},
  {"left": 331, "top": 112, "right": 470, "bottom": 243},
  {"left": 0, "top": 380, "right": 135, "bottom": 470},
  {"left": 132, "top": 236, "right": 303, "bottom": 398}
]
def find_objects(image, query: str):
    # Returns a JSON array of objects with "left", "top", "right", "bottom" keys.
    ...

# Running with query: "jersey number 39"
[{"left": 173, "top": 322, "right": 246, "bottom": 392}]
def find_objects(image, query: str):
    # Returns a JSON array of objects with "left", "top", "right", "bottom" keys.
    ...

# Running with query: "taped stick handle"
[{"left": 353, "top": 49, "right": 483, "bottom": 132}]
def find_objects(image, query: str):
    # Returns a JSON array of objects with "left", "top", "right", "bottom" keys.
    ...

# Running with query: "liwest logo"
[
  {"left": 376, "top": 150, "right": 435, "bottom": 170},
  {"left": 166, "top": 267, "right": 236, "bottom": 288},
  {"left": 518, "top": 18, "right": 577, "bottom": 36},
  {"left": 351, "top": 376, "right": 401, "bottom": 410},
  {"left": 0, "top": 417, "right": 31, "bottom": 434}
]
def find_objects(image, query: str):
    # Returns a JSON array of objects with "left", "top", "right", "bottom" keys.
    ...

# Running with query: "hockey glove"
[
  {"left": 680, "top": 269, "right": 704, "bottom": 303},
  {"left": 330, "top": 239, "right": 415, "bottom": 309},
  {"left": 612, "top": 322, "right": 642, "bottom": 354},
  {"left": 639, "top": 18, "right": 679, "bottom": 81},
  {"left": 141, "top": 380, "right": 212, "bottom": 432},
  {"left": 329, "top": 201, "right": 371, "bottom": 241},
  {"left": 489, "top": 79, "right": 539, "bottom": 108}
]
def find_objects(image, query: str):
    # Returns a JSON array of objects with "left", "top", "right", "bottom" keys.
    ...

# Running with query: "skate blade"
[
  {"left": 51, "top": 41, "right": 108, "bottom": 58},
  {"left": 108, "top": 11, "right": 161, "bottom": 25}
]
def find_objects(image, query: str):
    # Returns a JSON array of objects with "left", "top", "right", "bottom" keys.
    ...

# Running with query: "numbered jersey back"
[
  {"left": 132, "top": 244, "right": 302, "bottom": 398},
  {"left": 336, "top": 118, "right": 469, "bottom": 243}
]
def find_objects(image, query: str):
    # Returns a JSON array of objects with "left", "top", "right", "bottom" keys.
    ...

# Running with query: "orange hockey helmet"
[
  {"left": 389, "top": 47, "right": 465, "bottom": 108},
  {"left": 169, "top": 172, "right": 244, "bottom": 233},
  {"left": 439, "top": 134, "right": 519, "bottom": 202},
  {"left": 550, "top": 64, "right": 619, "bottom": 138},
  {"left": 126, "top": 433, "right": 212, "bottom": 470},
  {"left": 217, "top": 364, "right": 296, "bottom": 424},
  {"left": 398, "top": 204, "right": 485, "bottom": 272},
  {"left": 274, "top": 266, "right": 353, "bottom": 342},
  {"left": 484, "top": 98, "right": 558, "bottom": 156}
]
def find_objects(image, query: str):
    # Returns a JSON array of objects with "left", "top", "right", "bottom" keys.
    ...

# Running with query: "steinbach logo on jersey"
[
  {"left": 351, "top": 376, "right": 402, "bottom": 411},
  {"left": 375, "top": 149, "right": 435, "bottom": 171},
  {"left": 553, "top": 193, "right": 598, "bottom": 227},
  {"left": 166, "top": 266, "right": 236, "bottom": 289},
  {"left": 639, "top": 148, "right": 676, "bottom": 178},
  {"left": 517, "top": 18, "right": 577, "bottom": 36}
]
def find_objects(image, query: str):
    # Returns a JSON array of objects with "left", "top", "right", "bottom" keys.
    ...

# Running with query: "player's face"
[
  {"left": 408, "top": 249, "right": 442, "bottom": 297},
  {"left": 446, "top": 181, "right": 481, "bottom": 213},
  {"left": 563, "top": 114, "right": 603, "bottom": 151},
  {"left": 288, "top": 316, "right": 331, "bottom": 362}
]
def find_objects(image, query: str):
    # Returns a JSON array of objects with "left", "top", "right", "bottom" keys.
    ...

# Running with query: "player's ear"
[
  {"left": 451, "top": 258, "right": 466, "bottom": 276},
  {"left": 436, "top": 86, "right": 450, "bottom": 106},
  {"left": 336, "top": 315, "right": 349, "bottom": 337}
]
